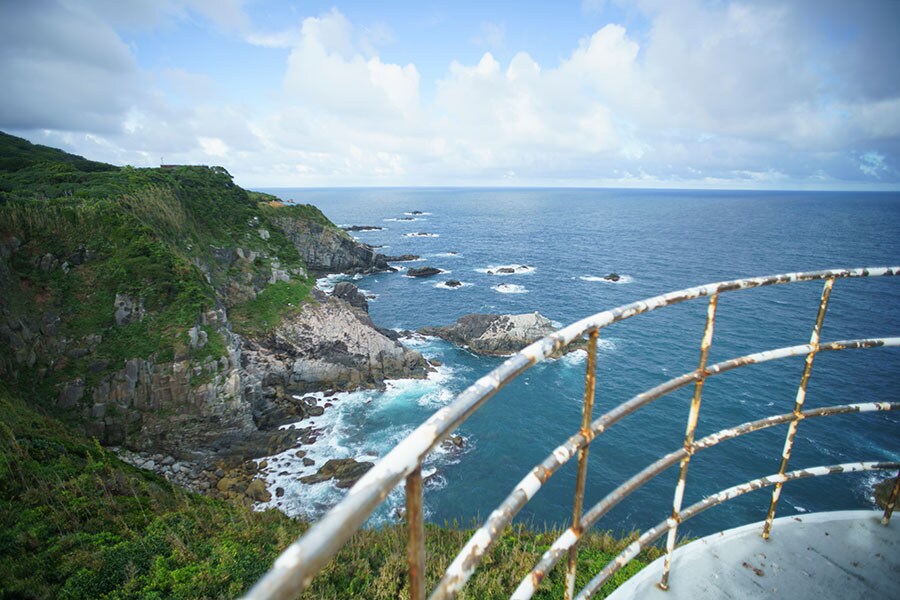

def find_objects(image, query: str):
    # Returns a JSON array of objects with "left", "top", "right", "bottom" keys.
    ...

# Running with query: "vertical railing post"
[
  {"left": 658, "top": 292, "right": 719, "bottom": 590},
  {"left": 882, "top": 470, "right": 900, "bottom": 525},
  {"left": 407, "top": 467, "right": 426, "bottom": 600},
  {"left": 763, "top": 277, "right": 835, "bottom": 539},
  {"left": 565, "top": 328, "right": 600, "bottom": 600}
]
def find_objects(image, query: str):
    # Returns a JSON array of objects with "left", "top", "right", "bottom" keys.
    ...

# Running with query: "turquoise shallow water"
[{"left": 255, "top": 187, "right": 900, "bottom": 537}]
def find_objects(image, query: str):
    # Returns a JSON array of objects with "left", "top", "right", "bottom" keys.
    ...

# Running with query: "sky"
[{"left": 1, "top": 0, "right": 899, "bottom": 190}]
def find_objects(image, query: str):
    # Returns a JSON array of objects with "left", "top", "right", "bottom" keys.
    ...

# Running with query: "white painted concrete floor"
[{"left": 607, "top": 511, "right": 899, "bottom": 600}]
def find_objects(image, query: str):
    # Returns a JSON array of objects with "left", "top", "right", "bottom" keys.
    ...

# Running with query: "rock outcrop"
[
  {"left": 300, "top": 457, "right": 374, "bottom": 488},
  {"left": 332, "top": 281, "right": 369, "bottom": 312},
  {"left": 272, "top": 217, "right": 390, "bottom": 275},
  {"left": 407, "top": 266, "right": 442, "bottom": 277},
  {"left": 242, "top": 289, "right": 430, "bottom": 399},
  {"left": 342, "top": 225, "right": 383, "bottom": 232},
  {"left": 420, "top": 312, "right": 580, "bottom": 356},
  {"left": 382, "top": 254, "right": 420, "bottom": 262}
]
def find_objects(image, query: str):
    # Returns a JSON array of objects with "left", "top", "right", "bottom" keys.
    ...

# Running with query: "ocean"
[{"left": 252, "top": 187, "right": 900, "bottom": 538}]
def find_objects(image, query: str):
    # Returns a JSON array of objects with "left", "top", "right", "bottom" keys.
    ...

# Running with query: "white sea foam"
[
  {"left": 476, "top": 264, "right": 535, "bottom": 275},
  {"left": 404, "top": 232, "right": 439, "bottom": 238},
  {"left": 435, "top": 281, "right": 472, "bottom": 290},
  {"left": 405, "top": 211, "right": 432, "bottom": 216},
  {"left": 384, "top": 217, "right": 421, "bottom": 222},
  {"left": 492, "top": 283, "right": 528, "bottom": 294},
  {"left": 316, "top": 272, "right": 364, "bottom": 293},
  {"left": 397, "top": 333, "right": 439, "bottom": 348},
  {"left": 256, "top": 364, "right": 463, "bottom": 523},
  {"left": 431, "top": 252, "right": 462, "bottom": 258},
  {"left": 389, "top": 257, "right": 425, "bottom": 264},
  {"left": 579, "top": 274, "right": 634, "bottom": 284},
  {"left": 556, "top": 339, "right": 617, "bottom": 367}
]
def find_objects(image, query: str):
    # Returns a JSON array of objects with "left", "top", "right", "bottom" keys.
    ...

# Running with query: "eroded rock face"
[
  {"left": 420, "top": 312, "right": 579, "bottom": 356},
  {"left": 242, "top": 290, "right": 430, "bottom": 399},
  {"left": 273, "top": 217, "right": 389, "bottom": 275},
  {"left": 114, "top": 293, "right": 144, "bottom": 325},
  {"left": 332, "top": 281, "right": 369, "bottom": 312}
]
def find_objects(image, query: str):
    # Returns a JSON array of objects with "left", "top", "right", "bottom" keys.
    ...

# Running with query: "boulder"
[
  {"left": 407, "top": 266, "right": 442, "bottom": 278},
  {"left": 445, "top": 280, "right": 463, "bottom": 288},
  {"left": 300, "top": 457, "right": 374, "bottom": 488},
  {"left": 332, "top": 281, "right": 369, "bottom": 312},
  {"left": 603, "top": 273, "right": 620, "bottom": 282},
  {"left": 246, "top": 478, "right": 272, "bottom": 502}
]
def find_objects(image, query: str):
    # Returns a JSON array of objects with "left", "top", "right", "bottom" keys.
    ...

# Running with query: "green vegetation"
[
  {"left": 0, "top": 131, "right": 327, "bottom": 404},
  {"left": 0, "top": 385, "right": 658, "bottom": 599},
  {"left": 230, "top": 278, "right": 316, "bottom": 337}
]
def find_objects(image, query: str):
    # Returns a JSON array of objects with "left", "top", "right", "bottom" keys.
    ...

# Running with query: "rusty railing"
[{"left": 244, "top": 267, "right": 900, "bottom": 600}]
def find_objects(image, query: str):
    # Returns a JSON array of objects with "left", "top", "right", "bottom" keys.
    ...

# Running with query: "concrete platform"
[{"left": 607, "top": 511, "right": 899, "bottom": 600}]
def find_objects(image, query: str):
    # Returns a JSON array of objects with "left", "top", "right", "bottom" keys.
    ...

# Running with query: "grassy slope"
[{"left": 0, "top": 385, "right": 657, "bottom": 599}]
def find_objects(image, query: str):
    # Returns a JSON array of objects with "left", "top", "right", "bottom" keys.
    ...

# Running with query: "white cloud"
[
  {"left": 4, "top": 2, "right": 900, "bottom": 189},
  {"left": 281, "top": 9, "right": 420, "bottom": 120}
]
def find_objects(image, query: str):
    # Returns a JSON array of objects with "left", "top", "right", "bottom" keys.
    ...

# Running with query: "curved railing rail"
[{"left": 244, "top": 267, "right": 900, "bottom": 600}]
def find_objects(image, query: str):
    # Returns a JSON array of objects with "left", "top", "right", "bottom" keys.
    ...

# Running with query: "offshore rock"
[
  {"left": 407, "top": 266, "right": 442, "bottom": 277},
  {"left": 342, "top": 225, "right": 383, "bottom": 232},
  {"left": 420, "top": 312, "right": 581, "bottom": 356}
]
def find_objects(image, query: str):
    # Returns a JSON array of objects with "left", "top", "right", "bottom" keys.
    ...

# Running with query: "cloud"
[
  {"left": 0, "top": 1, "right": 140, "bottom": 132},
  {"left": 281, "top": 9, "right": 420, "bottom": 120},
  {"left": 4, "top": 2, "right": 900, "bottom": 189}
]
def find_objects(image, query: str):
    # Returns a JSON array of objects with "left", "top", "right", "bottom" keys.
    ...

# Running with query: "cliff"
[{"left": 0, "top": 131, "right": 424, "bottom": 478}]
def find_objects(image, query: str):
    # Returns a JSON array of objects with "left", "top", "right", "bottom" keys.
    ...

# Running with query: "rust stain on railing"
[
  {"left": 659, "top": 292, "right": 718, "bottom": 590},
  {"left": 565, "top": 328, "right": 599, "bottom": 600},
  {"left": 242, "top": 267, "right": 900, "bottom": 600},
  {"left": 763, "top": 276, "right": 835, "bottom": 539}
]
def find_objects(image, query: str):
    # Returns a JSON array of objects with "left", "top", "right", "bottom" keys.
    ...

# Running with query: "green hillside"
[{"left": 0, "top": 133, "right": 324, "bottom": 407}]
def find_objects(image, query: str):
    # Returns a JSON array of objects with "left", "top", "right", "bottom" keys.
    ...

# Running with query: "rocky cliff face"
[
  {"left": 272, "top": 217, "right": 390, "bottom": 275},
  {"left": 419, "top": 312, "right": 580, "bottom": 356},
  {"left": 241, "top": 289, "right": 430, "bottom": 425},
  {"left": 0, "top": 204, "right": 422, "bottom": 471}
]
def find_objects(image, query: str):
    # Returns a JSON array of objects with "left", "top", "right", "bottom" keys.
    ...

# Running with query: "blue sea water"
[{"left": 254, "top": 187, "right": 900, "bottom": 538}]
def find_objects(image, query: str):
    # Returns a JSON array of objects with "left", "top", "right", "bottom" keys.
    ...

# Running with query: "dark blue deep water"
[{"left": 255, "top": 188, "right": 900, "bottom": 538}]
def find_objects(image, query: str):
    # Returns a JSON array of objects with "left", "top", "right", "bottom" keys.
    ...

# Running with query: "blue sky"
[{"left": 2, "top": 0, "right": 899, "bottom": 189}]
